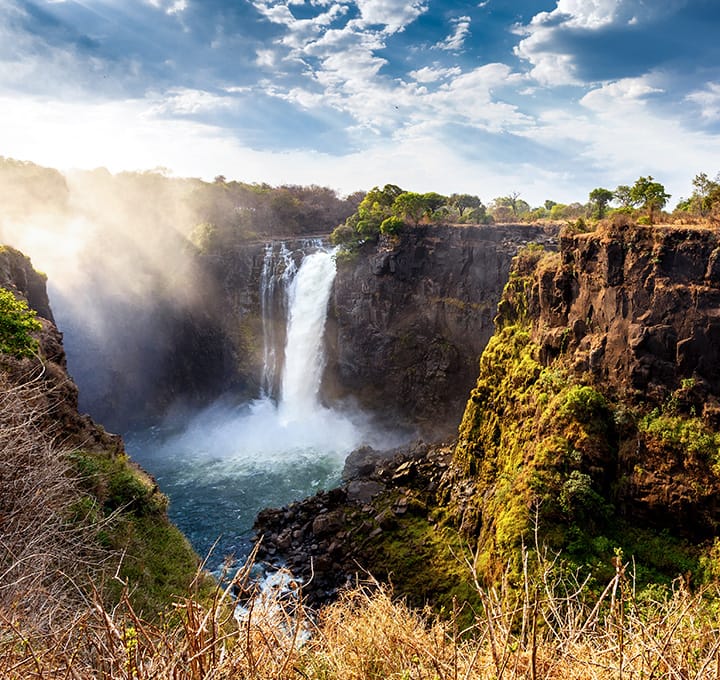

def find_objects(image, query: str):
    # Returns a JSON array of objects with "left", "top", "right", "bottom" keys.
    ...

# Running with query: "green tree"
[
  {"left": 689, "top": 172, "right": 720, "bottom": 217},
  {"left": 422, "top": 192, "right": 447, "bottom": 213},
  {"left": 629, "top": 176, "right": 670, "bottom": 224},
  {"left": 588, "top": 187, "right": 614, "bottom": 219},
  {"left": 379, "top": 216, "right": 405, "bottom": 235},
  {"left": 353, "top": 184, "right": 405, "bottom": 236},
  {"left": 449, "top": 193, "right": 482, "bottom": 218},
  {"left": 613, "top": 184, "right": 633, "bottom": 208},
  {"left": 392, "top": 192, "right": 432, "bottom": 226},
  {"left": 0, "top": 288, "right": 41, "bottom": 357}
]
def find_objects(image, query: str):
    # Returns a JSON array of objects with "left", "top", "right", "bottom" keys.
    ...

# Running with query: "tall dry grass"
[
  {"left": 2, "top": 539, "right": 720, "bottom": 679},
  {"left": 0, "top": 368, "right": 115, "bottom": 634}
]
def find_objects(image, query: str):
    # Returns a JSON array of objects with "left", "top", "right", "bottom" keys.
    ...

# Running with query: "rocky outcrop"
[
  {"left": 325, "top": 224, "right": 556, "bottom": 437},
  {"left": 0, "top": 246, "right": 121, "bottom": 451},
  {"left": 533, "top": 225, "right": 720, "bottom": 418},
  {"left": 254, "top": 440, "right": 454, "bottom": 606}
]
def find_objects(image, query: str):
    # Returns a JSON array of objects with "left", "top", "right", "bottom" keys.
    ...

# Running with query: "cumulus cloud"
[
  {"left": 433, "top": 15, "right": 471, "bottom": 52},
  {"left": 354, "top": 0, "right": 427, "bottom": 34},
  {"left": 409, "top": 65, "right": 461, "bottom": 83},
  {"left": 686, "top": 82, "right": 720, "bottom": 122},
  {"left": 580, "top": 76, "right": 664, "bottom": 111},
  {"left": 513, "top": 0, "right": 690, "bottom": 86}
]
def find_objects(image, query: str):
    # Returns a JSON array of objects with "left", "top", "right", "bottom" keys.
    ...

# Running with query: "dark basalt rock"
[
  {"left": 253, "top": 440, "right": 453, "bottom": 606},
  {"left": 324, "top": 224, "right": 556, "bottom": 437}
]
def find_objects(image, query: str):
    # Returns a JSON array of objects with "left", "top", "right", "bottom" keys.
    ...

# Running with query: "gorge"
[{"left": 50, "top": 224, "right": 553, "bottom": 568}]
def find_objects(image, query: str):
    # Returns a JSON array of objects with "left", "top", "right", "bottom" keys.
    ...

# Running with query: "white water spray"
[
  {"left": 127, "top": 241, "right": 405, "bottom": 566},
  {"left": 280, "top": 249, "right": 336, "bottom": 421}
]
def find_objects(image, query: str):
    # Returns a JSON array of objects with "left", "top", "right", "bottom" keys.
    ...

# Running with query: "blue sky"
[{"left": 1, "top": 0, "right": 719, "bottom": 205}]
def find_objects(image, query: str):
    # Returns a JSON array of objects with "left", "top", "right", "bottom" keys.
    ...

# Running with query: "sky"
[{"left": 1, "top": 0, "right": 720, "bottom": 205}]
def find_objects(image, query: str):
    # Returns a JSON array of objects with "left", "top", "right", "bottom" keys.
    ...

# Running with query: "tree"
[
  {"left": 379, "top": 216, "right": 405, "bottom": 235},
  {"left": 629, "top": 176, "right": 670, "bottom": 224},
  {"left": 490, "top": 194, "right": 530, "bottom": 221},
  {"left": 690, "top": 172, "right": 720, "bottom": 216},
  {"left": 613, "top": 185, "right": 633, "bottom": 208},
  {"left": 449, "top": 193, "right": 482, "bottom": 218},
  {"left": 352, "top": 184, "right": 405, "bottom": 237},
  {"left": 422, "top": 192, "right": 447, "bottom": 213},
  {"left": 392, "top": 192, "right": 432, "bottom": 226},
  {"left": 588, "top": 187, "right": 614, "bottom": 219}
]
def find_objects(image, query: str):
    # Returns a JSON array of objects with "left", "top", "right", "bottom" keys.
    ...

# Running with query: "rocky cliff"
[
  {"left": 325, "top": 224, "right": 556, "bottom": 436},
  {"left": 255, "top": 223, "right": 720, "bottom": 605}
]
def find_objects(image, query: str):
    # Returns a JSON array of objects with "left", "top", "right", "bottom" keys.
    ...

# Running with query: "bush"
[
  {"left": 0, "top": 287, "right": 41, "bottom": 356},
  {"left": 380, "top": 216, "right": 405, "bottom": 235}
]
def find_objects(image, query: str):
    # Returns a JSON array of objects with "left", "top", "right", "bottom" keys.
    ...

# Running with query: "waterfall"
[
  {"left": 259, "top": 242, "right": 297, "bottom": 398},
  {"left": 280, "top": 249, "right": 336, "bottom": 421},
  {"left": 127, "top": 240, "right": 402, "bottom": 570}
]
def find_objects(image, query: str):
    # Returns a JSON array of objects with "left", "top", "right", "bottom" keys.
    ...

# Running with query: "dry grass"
[
  {"left": 1, "top": 540, "right": 719, "bottom": 679},
  {"left": 0, "top": 368, "right": 114, "bottom": 632},
  {"left": 3, "top": 370, "right": 720, "bottom": 678}
]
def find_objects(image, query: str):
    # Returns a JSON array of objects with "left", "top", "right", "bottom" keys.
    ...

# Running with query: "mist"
[
  {"left": 0, "top": 157, "right": 359, "bottom": 429},
  {"left": 0, "top": 157, "right": 404, "bottom": 566}
]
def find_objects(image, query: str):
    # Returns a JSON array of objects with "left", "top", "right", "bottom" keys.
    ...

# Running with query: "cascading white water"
[
  {"left": 280, "top": 249, "right": 336, "bottom": 420},
  {"left": 127, "top": 240, "right": 403, "bottom": 567},
  {"left": 259, "top": 242, "right": 297, "bottom": 398}
]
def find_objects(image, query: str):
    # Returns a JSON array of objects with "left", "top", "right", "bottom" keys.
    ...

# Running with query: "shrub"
[
  {"left": 379, "top": 216, "right": 405, "bottom": 235},
  {"left": 0, "top": 287, "right": 41, "bottom": 357}
]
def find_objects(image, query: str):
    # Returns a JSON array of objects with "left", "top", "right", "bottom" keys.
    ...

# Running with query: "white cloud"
[
  {"left": 580, "top": 76, "right": 663, "bottom": 111},
  {"left": 686, "top": 82, "right": 720, "bottom": 122},
  {"left": 354, "top": 0, "right": 427, "bottom": 34},
  {"left": 513, "top": 0, "right": 687, "bottom": 86},
  {"left": 146, "top": 0, "right": 189, "bottom": 14},
  {"left": 150, "top": 88, "right": 235, "bottom": 115},
  {"left": 433, "top": 15, "right": 471, "bottom": 52},
  {"left": 409, "top": 66, "right": 461, "bottom": 83}
]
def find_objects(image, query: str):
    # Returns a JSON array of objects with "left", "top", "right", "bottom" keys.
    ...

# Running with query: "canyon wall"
[{"left": 325, "top": 224, "right": 556, "bottom": 436}]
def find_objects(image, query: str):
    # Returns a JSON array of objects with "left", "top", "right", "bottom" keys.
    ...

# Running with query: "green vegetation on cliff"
[
  {"left": 452, "top": 244, "right": 718, "bottom": 591},
  {"left": 0, "top": 287, "right": 41, "bottom": 357}
]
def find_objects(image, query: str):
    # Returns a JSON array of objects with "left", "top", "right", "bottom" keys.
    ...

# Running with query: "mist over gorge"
[{"left": 0, "top": 158, "right": 558, "bottom": 567}]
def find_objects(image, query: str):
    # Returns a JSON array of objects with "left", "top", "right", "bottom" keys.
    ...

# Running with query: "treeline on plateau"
[
  {"left": 0, "top": 157, "right": 361, "bottom": 249},
  {"left": 330, "top": 172, "right": 720, "bottom": 249},
  {"left": 3, "top": 157, "right": 720, "bottom": 251}
]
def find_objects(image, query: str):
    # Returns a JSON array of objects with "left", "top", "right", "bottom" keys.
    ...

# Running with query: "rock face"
[
  {"left": 325, "top": 224, "right": 556, "bottom": 436},
  {"left": 534, "top": 225, "right": 720, "bottom": 418},
  {"left": 254, "top": 440, "right": 453, "bottom": 606},
  {"left": 526, "top": 224, "right": 720, "bottom": 540}
]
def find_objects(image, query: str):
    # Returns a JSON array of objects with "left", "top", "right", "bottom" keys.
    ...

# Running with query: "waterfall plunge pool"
[{"left": 126, "top": 246, "right": 408, "bottom": 571}]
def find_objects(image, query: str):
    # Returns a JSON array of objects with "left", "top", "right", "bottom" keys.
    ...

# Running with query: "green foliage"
[
  {"left": 391, "top": 192, "right": 432, "bottom": 226},
  {"left": 379, "top": 216, "right": 405, "bottom": 235},
  {"left": 675, "top": 172, "right": 720, "bottom": 220},
  {"left": 588, "top": 187, "right": 614, "bottom": 219},
  {"left": 0, "top": 287, "right": 41, "bottom": 357},
  {"left": 639, "top": 410, "right": 720, "bottom": 463},
  {"left": 448, "top": 193, "right": 481, "bottom": 217},
  {"left": 68, "top": 450, "right": 204, "bottom": 615},
  {"left": 629, "top": 175, "right": 670, "bottom": 224}
]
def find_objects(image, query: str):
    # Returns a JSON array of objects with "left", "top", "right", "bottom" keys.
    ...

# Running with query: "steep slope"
[
  {"left": 0, "top": 246, "right": 204, "bottom": 621},
  {"left": 454, "top": 224, "right": 720, "bottom": 584}
]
